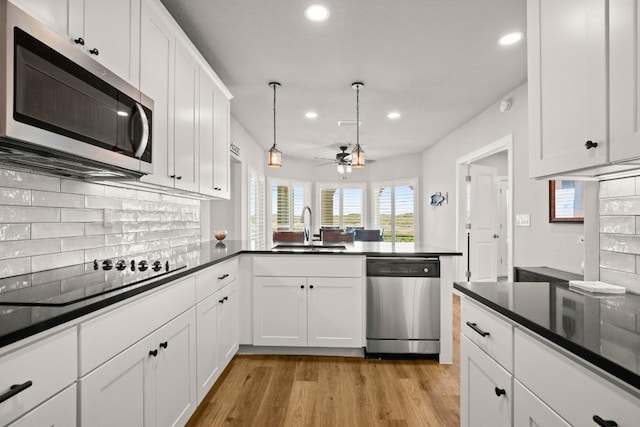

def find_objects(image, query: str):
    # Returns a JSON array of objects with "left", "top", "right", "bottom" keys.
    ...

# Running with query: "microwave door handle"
[{"left": 133, "top": 103, "right": 150, "bottom": 159}]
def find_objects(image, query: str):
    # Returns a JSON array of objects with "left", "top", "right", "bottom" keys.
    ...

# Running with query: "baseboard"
[{"left": 238, "top": 345, "right": 364, "bottom": 358}]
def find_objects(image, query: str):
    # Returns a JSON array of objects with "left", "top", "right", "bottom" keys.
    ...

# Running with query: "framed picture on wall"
[{"left": 549, "top": 180, "right": 585, "bottom": 223}]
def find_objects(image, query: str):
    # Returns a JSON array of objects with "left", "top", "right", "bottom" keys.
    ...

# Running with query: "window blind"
[
  {"left": 249, "top": 169, "right": 266, "bottom": 249},
  {"left": 318, "top": 184, "right": 364, "bottom": 228},
  {"left": 373, "top": 180, "right": 416, "bottom": 242}
]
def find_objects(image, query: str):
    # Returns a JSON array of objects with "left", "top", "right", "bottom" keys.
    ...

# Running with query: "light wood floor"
[{"left": 187, "top": 295, "right": 461, "bottom": 427}]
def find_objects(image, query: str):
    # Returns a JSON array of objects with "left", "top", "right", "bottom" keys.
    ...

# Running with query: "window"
[
  {"left": 270, "top": 179, "right": 310, "bottom": 233},
  {"left": 317, "top": 183, "right": 365, "bottom": 230},
  {"left": 248, "top": 168, "right": 266, "bottom": 249},
  {"left": 373, "top": 179, "right": 418, "bottom": 242}
]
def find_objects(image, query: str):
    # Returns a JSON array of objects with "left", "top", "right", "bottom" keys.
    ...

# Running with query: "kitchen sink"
[{"left": 272, "top": 244, "right": 347, "bottom": 251}]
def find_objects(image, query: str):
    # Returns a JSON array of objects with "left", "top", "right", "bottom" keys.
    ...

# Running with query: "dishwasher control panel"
[{"left": 366, "top": 257, "right": 440, "bottom": 277}]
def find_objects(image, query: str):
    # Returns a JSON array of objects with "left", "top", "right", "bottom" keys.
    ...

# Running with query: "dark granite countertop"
[
  {"left": 0, "top": 240, "right": 460, "bottom": 349},
  {"left": 455, "top": 280, "right": 640, "bottom": 391}
]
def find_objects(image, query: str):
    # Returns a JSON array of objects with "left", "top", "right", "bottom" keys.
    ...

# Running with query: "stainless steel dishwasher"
[{"left": 366, "top": 257, "right": 440, "bottom": 356}]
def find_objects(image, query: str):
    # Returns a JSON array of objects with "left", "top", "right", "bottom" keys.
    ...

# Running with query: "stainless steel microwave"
[{"left": 0, "top": 2, "right": 153, "bottom": 180}]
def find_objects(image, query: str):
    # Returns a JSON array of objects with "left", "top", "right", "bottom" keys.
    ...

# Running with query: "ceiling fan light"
[
  {"left": 351, "top": 145, "right": 365, "bottom": 168},
  {"left": 337, "top": 164, "right": 345, "bottom": 174},
  {"left": 346, "top": 164, "right": 352, "bottom": 173},
  {"left": 268, "top": 144, "right": 282, "bottom": 167}
]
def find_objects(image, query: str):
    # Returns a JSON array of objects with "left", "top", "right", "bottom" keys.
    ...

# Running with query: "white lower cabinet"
[
  {"left": 8, "top": 384, "right": 76, "bottom": 427},
  {"left": 196, "top": 279, "right": 239, "bottom": 403},
  {"left": 460, "top": 335, "right": 512, "bottom": 427},
  {"left": 513, "top": 380, "right": 570, "bottom": 427},
  {"left": 80, "top": 308, "right": 197, "bottom": 427}
]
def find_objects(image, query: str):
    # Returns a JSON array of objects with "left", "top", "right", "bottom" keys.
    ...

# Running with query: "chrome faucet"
[{"left": 301, "top": 205, "right": 312, "bottom": 245}]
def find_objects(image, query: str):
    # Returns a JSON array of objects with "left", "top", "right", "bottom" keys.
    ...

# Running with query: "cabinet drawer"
[
  {"left": 195, "top": 258, "right": 238, "bottom": 302},
  {"left": 253, "top": 255, "right": 364, "bottom": 277},
  {"left": 8, "top": 384, "right": 76, "bottom": 427},
  {"left": 461, "top": 298, "right": 513, "bottom": 372},
  {"left": 79, "top": 276, "right": 196, "bottom": 375},
  {"left": 0, "top": 328, "right": 76, "bottom": 427},
  {"left": 515, "top": 328, "right": 640, "bottom": 427}
]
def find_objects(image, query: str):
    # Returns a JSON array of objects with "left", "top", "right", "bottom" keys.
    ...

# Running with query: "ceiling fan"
[{"left": 315, "top": 145, "right": 353, "bottom": 173}]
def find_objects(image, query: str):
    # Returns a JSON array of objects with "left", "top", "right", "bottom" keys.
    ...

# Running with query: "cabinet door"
[
  {"left": 514, "top": 380, "right": 570, "bottom": 427},
  {"left": 9, "top": 0, "right": 81, "bottom": 38},
  {"left": 307, "top": 277, "right": 363, "bottom": 348},
  {"left": 527, "top": 0, "right": 608, "bottom": 178},
  {"left": 610, "top": 0, "right": 640, "bottom": 162},
  {"left": 253, "top": 276, "right": 307, "bottom": 346},
  {"left": 196, "top": 292, "right": 221, "bottom": 404},
  {"left": 218, "top": 280, "right": 239, "bottom": 367},
  {"left": 139, "top": 0, "right": 175, "bottom": 188},
  {"left": 173, "top": 40, "right": 200, "bottom": 193},
  {"left": 198, "top": 69, "right": 216, "bottom": 197},
  {"left": 8, "top": 385, "right": 76, "bottom": 427},
  {"left": 83, "top": 0, "right": 140, "bottom": 87},
  {"left": 460, "top": 335, "right": 512, "bottom": 427},
  {"left": 212, "top": 82, "right": 231, "bottom": 198},
  {"left": 80, "top": 333, "right": 156, "bottom": 427},
  {"left": 154, "top": 308, "right": 197, "bottom": 427}
]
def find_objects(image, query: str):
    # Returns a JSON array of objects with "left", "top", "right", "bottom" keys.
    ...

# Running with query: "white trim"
[{"left": 455, "top": 135, "right": 514, "bottom": 282}]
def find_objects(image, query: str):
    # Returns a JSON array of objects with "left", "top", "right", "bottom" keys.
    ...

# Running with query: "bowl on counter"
[{"left": 214, "top": 230, "right": 227, "bottom": 241}]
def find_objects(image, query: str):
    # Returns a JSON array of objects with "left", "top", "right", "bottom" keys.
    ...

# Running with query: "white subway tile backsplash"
[
  {"left": 85, "top": 196, "right": 123, "bottom": 210},
  {"left": 600, "top": 234, "right": 640, "bottom": 254},
  {"left": 31, "top": 250, "right": 84, "bottom": 271},
  {"left": 0, "top": 169, "right": 200, "bottom": 278},
  {"left": 0, "top": 207, "right": 60, "bottom": 223},
  {"left": 32, "top": 191, "right": 83, "bottom": 208},
  {"left": 60, "top": 179, "right": 105, "bottom": 196},
  {"left": 61, "top": 208, "right": 103, "bottom": 222},
  {"left": 600, "top": 197, "right": 640, "bottom": 215},
  {"left": 0, "top": 169, "right": 60, "bottom": 192},
  {"left": 0, "top": 224, "right": 30, "bottom": 241},
  {"left": 0, "top": 187, "right": 31, "bottom": 206},
  {"left": 61, "top": 236, "right": 104, "bottom": 251},
  {"left": 600, "top": 268, "right": 640, "bottom": 294},
  {"left": 600, "top": 216, "right": 636, "bottom": 234},
  {"left": 601, "top": 177, "right": 636, "bottom": 198},
  {"left": 600, "top": 251, "right": 636, "bottom": 273},
  {"left": 0, "top": 238, "right": 59, "bottom": 259}
]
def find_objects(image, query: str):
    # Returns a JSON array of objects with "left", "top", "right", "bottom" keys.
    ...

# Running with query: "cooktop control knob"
[
  {"left": 115, "top": 259, "right": 127, "bottom": 271},
  {"left": 102, "top": 259, "right": 113, "bottom": 270},
  {"left": 138, "top": 260, "right": 149, "bottom": 271},
  {"left": 152, "top": 260, "right": 162, "bottom": 272}
]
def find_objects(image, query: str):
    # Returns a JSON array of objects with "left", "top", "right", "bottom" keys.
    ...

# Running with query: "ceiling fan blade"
[
  {"left": 316, "top": 161, "right": 335, "bottom": 166},
  {"left": 313, "top": 157, "right": 336, "bottom": 161}
]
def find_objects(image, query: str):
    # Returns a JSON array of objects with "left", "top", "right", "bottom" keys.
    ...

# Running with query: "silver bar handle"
[{"left": 133, "top": 103, "right": 150, "bottom": 159}]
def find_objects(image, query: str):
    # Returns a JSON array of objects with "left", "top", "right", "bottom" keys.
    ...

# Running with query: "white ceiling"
[{"left": 160, "top": 0, "right": 527, "bottom": 164}]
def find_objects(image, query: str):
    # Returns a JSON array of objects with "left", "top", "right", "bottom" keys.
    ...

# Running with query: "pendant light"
[
  {"left": 268, "top": 81, "right": 282, "bottom": 167},
  {"left": 351, "top": 82, "right": 365, "bottom": 168}
]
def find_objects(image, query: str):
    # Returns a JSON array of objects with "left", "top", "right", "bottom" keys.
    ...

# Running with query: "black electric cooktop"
[{"left": 0, "top": 256, "right": 187, "bottom": 307}]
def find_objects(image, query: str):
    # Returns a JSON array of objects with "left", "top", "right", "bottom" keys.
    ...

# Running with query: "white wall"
[{"left": 422, "top": 82, "right": 586, "bottom": 275}]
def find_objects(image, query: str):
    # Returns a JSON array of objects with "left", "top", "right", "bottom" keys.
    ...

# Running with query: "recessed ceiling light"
[
  {"left": 498, "top": 32, "right": 524, "bottom": 46},
  {"left": 305, "top": 111, "right": 318, "bottom": 119},
  {"left": 305, "top": 4, "right": 330, "bottom": 22},
  {"left": 387, "top": 112, "right": 401, "bottom": 119}
]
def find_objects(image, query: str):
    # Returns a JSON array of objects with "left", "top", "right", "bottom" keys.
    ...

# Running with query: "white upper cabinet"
[
  {"left": 610, "top": 0, "right": 640, "bottom": 162},
  {"left": 139, "top": 0, "right": 175, "bottom": 189},
  {"left": 199, "top": 69, "right": 232, "bottom": 199},
  {"left": 11, "top": 0, "right": 141, "bottom": 87},
  {"left": 527, "top": 0, "right": 608, "bottom": 178},
  {"left": 172, "top": 39, "right": 200, "bottom": 193}
]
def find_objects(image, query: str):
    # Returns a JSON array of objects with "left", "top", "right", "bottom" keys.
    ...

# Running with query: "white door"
[
  {"left": 307, "top": 277, "right": 362, "bottom": 348},
  {"left": 80, "top": 333, "right": 156, "bottom": 427},
  {"left": 468, "top": 164, "right": 498, "bottom": 282},
  {"left": 218, "top": 281, "right": 239, "bottom": 367},
  {"left": 514, "top": 380, "right": 570, "bottom": 427},
  {"left": 253, "top": 276, "right": 307, "bottom": 346},
  {"left": 195, "top": 293, "right": 221, "bottom": 404},
  {"left": 155, "top": 308, "right": 197, "bottom": 427},
  {"left": 497, "top": 177, "right": 509, "bottom": 278},
  {"left": 460, "top": 336, "right": 512, "bottom": 427}
]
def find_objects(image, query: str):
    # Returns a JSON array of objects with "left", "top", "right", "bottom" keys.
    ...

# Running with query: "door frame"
[{"left": 455, "top": 134, "right": 514, "bottom": 282}]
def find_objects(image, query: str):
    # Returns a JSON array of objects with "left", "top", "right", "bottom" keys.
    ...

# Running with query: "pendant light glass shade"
[
  {"left": 268, "top": 81, "right": 282, "bottom": 167},
  {"left": 351, "top": 82, "right": 365, "bottom": 168}
]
